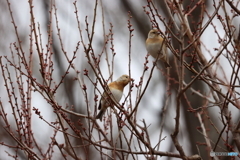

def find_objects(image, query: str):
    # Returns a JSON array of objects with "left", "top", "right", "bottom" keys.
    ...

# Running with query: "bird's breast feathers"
[
  {"left": 109, "top": 87, "right": 123, "bottom": 103},
  {"left": 146, "top": 38, "right": 166, "bottom": 58},
  {"left": 146, "top": 42, "right": 160, "bottom": 52}
]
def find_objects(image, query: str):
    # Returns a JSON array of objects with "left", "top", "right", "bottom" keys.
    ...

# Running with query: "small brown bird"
[
  {"left": 96, "top": 74, "right": 131, "bottom": 121},
  {"left": 146, "top": 29, "right": 170, "bottom": 68}
]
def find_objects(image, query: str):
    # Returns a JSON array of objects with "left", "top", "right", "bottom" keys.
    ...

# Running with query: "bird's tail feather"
[
  {"left": 156, "top": 61, "right": 170, "bottom": 68},
  {"left": 96, "top": 110, "right": 105, "bottom": 121},
  {"left": 163, "top": 61, "right": 171, "bottom": 68}
]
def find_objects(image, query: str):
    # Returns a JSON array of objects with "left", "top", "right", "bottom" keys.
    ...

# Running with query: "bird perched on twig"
[
  {"left": 146, "top": 29, "right": 170, "bottom": 68},
  {"left": 96, "top": 74, "right": 131, "bottom": 121}
]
